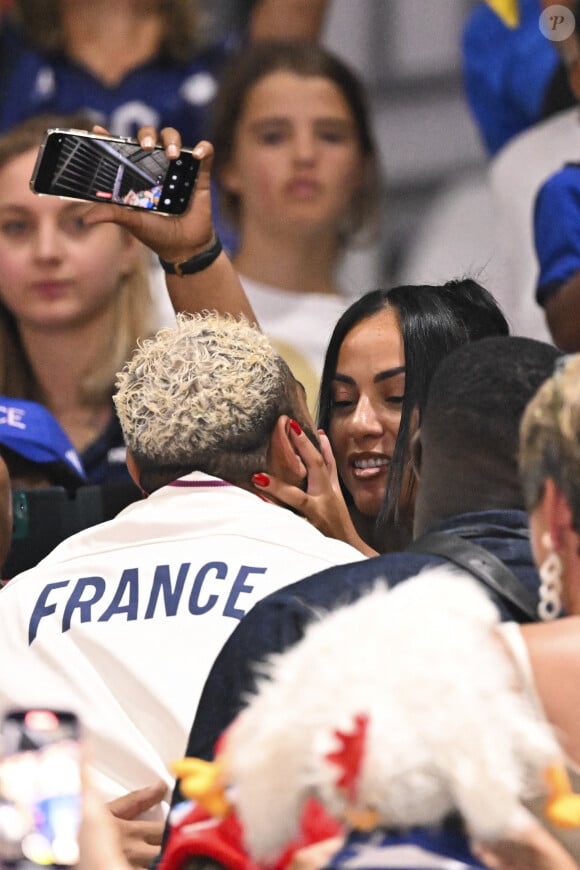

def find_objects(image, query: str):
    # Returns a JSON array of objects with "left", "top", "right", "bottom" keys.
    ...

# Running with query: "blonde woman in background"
[{"left": 0, "top": 113, "right": 156, "bottom": 483}]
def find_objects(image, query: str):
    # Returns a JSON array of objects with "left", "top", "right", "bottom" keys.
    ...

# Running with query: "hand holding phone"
[
  {"left": 69, "top": 132, "right": 218, "bottom": 271},
  {"left": 30, "top": 130, "right": 200, "bottom": 218},
  {"left": 0, "top": 709, "right": 82, "bottom": 869}
]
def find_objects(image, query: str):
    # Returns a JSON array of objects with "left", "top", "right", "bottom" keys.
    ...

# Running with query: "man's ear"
[
  {"left": 410, "top": 428, "right": 422, "bottom": 480},
  {"left": 267, "top": 416, "right": 306, "bottom": 485},
  {"left": 125, "top": 451, "right": 147, "bottom": 497}
]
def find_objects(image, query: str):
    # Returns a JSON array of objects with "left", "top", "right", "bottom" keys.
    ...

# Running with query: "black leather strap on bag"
[{"left": 406, "top": 530, "right": 538, "bottom": 622}]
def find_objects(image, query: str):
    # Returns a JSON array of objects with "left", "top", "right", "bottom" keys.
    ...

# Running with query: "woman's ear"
[
  {"left": 118, "top": 230, "right": 145, "bottom": 276},
  {"left": 543, "top": 477, "right": 574, "bottom": 550},
  {"left": 219, "top": 159, "right": 243, "bottom": 196}
]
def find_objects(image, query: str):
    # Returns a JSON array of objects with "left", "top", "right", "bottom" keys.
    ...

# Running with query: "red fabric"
[{"left": 161, "top": 797, "right": 343, "bottom": 870}]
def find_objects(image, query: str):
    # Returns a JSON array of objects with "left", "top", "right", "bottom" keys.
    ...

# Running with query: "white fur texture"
[{"left": 224, "top": 567, "right": 560, "bottom": 862}]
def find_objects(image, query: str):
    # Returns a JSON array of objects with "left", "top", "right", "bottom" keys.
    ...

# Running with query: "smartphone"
[
  {"left": 30, "top": 128, "right": 200, "bottom": 217},
  {"left": 0, "top": 709, "right": 82, "bottom": 869}
]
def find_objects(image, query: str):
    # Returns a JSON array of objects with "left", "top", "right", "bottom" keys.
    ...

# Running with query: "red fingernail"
[
  {"left": 252, "top": 473, "right": 270, "bottom": 487},
  {"left": 289, "top": 419, "right": 302, "bottom": 435}
]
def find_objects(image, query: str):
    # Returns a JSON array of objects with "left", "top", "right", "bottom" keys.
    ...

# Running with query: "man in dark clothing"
[{"left": 168, "top": 335, "right": 561, "bottom": 809}]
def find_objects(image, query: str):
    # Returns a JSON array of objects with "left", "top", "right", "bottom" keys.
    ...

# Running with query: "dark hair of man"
[
  {"left": 416, "top": 336, "right": 561, "bottom": 525},
  {"left": 317, "top": 280, "right": 509, "bottom": 550},
  {"left": 211, "top": 39, "right": 381, "bottom": 237}
]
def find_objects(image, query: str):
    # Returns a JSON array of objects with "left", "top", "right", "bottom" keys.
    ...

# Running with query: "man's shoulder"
[
  {"left": 245, "top": 512, "right": 535, "bottom": 626},
  {"left": 243, "top": 549, "right": 441, "bottom": 619}
]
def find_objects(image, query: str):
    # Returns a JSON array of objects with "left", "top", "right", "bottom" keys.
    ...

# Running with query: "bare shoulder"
[{"left": 521, "top": 617, "right": 580, "bottom": 764}]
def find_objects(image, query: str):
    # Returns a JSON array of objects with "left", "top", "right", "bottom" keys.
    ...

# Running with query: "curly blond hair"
[
  {"left": 520, "top": 354, "right": 580, "bottom": 532},
  {"left": 115, "top": 311, "right": 302, "bottom": 490}
]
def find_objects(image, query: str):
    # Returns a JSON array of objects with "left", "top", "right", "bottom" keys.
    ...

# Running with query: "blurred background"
[{"left": 211, "top": 0, "right": 485, "bottom": 293}]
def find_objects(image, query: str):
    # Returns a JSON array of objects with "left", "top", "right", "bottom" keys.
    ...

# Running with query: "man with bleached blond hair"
[{"left": 0, "top": 311, "right": 364, "bottom": 820}]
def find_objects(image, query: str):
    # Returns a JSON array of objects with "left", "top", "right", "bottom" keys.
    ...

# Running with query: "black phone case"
[{"left": 30, "top": 128, "right": 199, "bottom": 217}]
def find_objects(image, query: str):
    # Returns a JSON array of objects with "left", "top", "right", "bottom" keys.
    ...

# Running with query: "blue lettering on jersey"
[
  {"left": 62, "top": 577, "right": 106, "bottom": 633},
  {"left": 189, "top": 562, "right": 227, "bottom": 615},
  {"left": 28, "top": 560, "right": 269, "bottom": 643},
  {"left": 144, "top": 563, "right": 190, "bottom": 620},
  {"left": 28, "top": 580, "right": 70, "bottom": 644},
  {"left": 224, "top": 565, "right": 267, "bottom": 619},
  {"left": 98, "top": 568, "right": 139, "bottom": 623}
]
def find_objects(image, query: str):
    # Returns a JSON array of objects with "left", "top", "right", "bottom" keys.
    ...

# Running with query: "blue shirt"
[
  {"left": 81, "top": 408, "right": 131, "bottom": 485},
  {"left": 0, "top": 39, "right": 229, "bottom": 146},
  {"left": 462, "top": 0, "right": 559, "bottom": 155},
  {"left": 534, "top": 162, "right": 580, "bottom": 306},
  {"left": 325, "top": 826, "right": 485, "bottom": 869}
]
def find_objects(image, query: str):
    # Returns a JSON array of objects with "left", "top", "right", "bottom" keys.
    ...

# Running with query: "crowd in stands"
[{"left": 3, "top": 2, "right": 580, "bottom": 870}]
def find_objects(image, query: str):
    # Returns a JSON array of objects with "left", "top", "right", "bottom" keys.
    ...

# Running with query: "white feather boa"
[{"left": 223, "top": 567, "right": 560, "bottom": 863}]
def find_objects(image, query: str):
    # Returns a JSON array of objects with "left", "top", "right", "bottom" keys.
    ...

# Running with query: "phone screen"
[
  {"left": 31, "top": 130, "right": 199, "bottom": 216},
  {"left": 0, "top": 710, "right": 81, "bottom": 869}
]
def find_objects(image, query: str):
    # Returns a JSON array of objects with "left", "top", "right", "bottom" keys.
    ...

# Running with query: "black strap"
[{"left": 406, "top": 531, "right": 538, "bottom": 622}]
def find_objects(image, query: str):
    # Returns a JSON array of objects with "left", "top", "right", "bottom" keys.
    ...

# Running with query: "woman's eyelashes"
[{"left": 330, "top": 393, "right": 405, "bottom": 411}]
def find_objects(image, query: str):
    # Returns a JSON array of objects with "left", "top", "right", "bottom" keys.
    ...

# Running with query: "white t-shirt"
[
  {"left": 0, "top": 472, "right": 364, "bottom": 813},
  {"left": 241, "top": 275, "right": 350, "bottom": 413}
]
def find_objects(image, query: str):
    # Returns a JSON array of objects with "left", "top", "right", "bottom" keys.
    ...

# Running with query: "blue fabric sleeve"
[
  {"left": 534, "top": 165, "right": 580, "bottom": 306},
  {"left": 462, "top": 0, "right": 559, "bottom": 155}
]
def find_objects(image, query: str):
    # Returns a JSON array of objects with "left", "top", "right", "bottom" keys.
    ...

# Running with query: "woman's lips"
[
  {"left": 285, "top": 178, "right": 321, "bottom": 198},
  {"left": 351, "top": 456, "right": 390, "bottom": 479},
  {"left": 31, "top": 281, "right": 69, "bottom": 299}
]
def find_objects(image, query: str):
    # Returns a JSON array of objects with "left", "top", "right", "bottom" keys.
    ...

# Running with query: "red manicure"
[
  {"left": 289, "top": 419, "right": 302, "bottom": 435},
  {"left": 252, "top": 473, "right": 270, "bottom": 487}
]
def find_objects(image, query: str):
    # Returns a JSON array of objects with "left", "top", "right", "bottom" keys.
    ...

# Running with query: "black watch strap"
[{"left": 159, "top": 234, "right": 223, "bottom": 277}]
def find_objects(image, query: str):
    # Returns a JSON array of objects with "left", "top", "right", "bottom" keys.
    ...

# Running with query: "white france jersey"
[{"left": 0, "top": 472, "right": 364, "bottom": 815}]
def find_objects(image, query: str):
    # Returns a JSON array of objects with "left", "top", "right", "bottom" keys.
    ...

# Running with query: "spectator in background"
[
  {"left": 531, "top": 0, "right": 580, "bottom": 350},
  {"left": 0, "top": 395, "right": 86, "bottom": 490},
  {"left": 0, "top": 0, "right": 329, "bottom": 143},
  {"left": 533, "top": 158, "right": 580, "bottom": 350},
  {"left": 0, "top": 455, "right": 11, "bottom": 571},
  {"left": 462, "top": 0, "right": 575, "bottom": 156},
  {"left": 481, "top": 0, "right": 580, "bottom": 342},
  {"left": 209, "top": 40, "right": 381, "bottom": 408},
  {"left": 0, "top": 113, "right": 157, "bottom": 484}
]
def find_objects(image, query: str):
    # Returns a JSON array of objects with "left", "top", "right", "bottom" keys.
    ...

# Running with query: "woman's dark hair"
[
  {"left": 211, "top": 39, "right": 381, "bottom": 239},
  {"left": 317, "top": 279, "right": 509, "bottom": 550}
]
